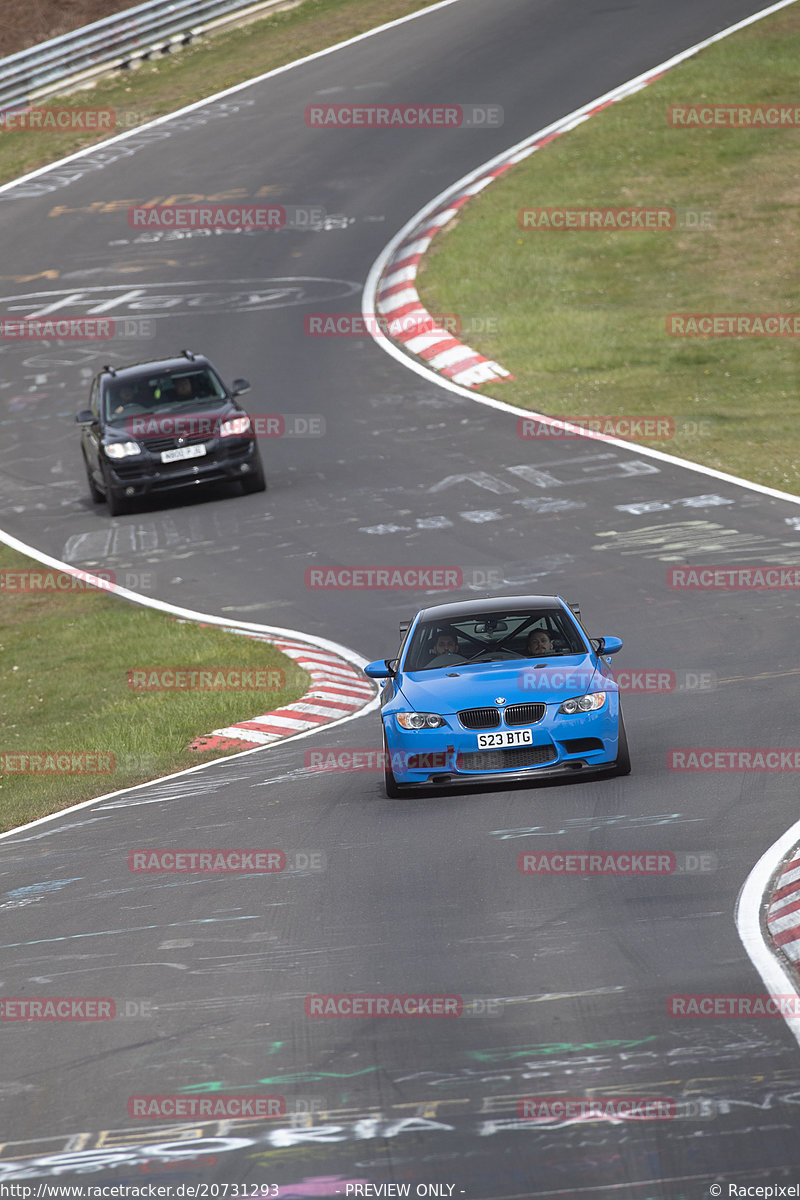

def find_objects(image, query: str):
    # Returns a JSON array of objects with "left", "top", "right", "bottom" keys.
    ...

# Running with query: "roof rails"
[
  {"left": 182, "top": 349, "right": 196, "bottom": 361},
  {"left": 102, "top": 364, "right": 117, "bottom": 376}
]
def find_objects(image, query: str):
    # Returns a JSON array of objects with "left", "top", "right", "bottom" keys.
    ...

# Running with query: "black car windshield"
[
  {"left": 103, "top": 368, "right": 227, "bottom": 423},
  {"left": 404, "top": 609, "right": 586, "bottom": 671}
]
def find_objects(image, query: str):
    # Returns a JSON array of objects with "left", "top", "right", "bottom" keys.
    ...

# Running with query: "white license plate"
[
  {"left": 161, "top": 444, "right": 207, "bottom": 463},
  {"left": 477, "top": 728, "right": 534, "bottom": 749}
]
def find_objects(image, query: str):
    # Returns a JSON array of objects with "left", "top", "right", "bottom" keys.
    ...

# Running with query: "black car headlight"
[
  {"left": 558, "top": 692, "right": 607, "bottom": 715},
  {"left": 396, "top": 712, "right": 446, "bottom": 730},
  {"left": 220, "top": 416, "right": 251, "bottom": 438},
  {"left": 104, "top": 441, "right": 141, "bottom": 458}
]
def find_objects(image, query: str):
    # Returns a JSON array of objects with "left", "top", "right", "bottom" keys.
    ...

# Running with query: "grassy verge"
[
  {"left": 416, "top": 5, "right": 800, "bottom": 496},
  {"left": 0, "top": 0, "right": 444, "bottom": 186},
  {"left": 0, "top": 542, "right": 311, "bottom": 832}
]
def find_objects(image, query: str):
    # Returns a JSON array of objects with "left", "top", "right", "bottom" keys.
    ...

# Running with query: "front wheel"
[
  {"left": 84, "top": 453, "right": 103, "bottom": 504},
  {"left": 383, "top": 732, "right": 402, "bottom": 798},
  {"left": 241, "top": 453, "right": 267, "bottom": 494},
  {"left": 613, "top": 713, "right": 631, "bottom": 776},
  {"left": 103, "top": 467, "right": 126, "bottom": 517}
]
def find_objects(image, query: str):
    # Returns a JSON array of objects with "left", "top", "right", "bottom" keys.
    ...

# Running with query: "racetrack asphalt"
[{"left": 1, "top": 0, "right": 800, "bottom": 1192}]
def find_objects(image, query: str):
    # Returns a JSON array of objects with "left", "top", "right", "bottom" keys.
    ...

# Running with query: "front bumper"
[
  {"left": 393, "top": 759, "right": 618, "bottom": 790},
  {"left": 384, "top": 701, "right": 620, "bottom": 787},
  {"left": 106, "top": 438, "right": 260, "bottom": 496}
]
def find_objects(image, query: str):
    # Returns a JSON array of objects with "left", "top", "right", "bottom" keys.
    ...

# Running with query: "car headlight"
[
  {"left": 104, "top": 441, "right": 141, "bottom": 458},
  {"left": 220, "top": 416, "right": 251, "bottom": 437},
  {"left": 558, "top": 692, "right": 607, "bottom": 715},
  {"left": 396, "top": 712, "right": 446, "bottom": 730}
]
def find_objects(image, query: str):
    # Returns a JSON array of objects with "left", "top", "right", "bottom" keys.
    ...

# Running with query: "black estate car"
[{"left": 76, "top": 351, "right": 267, "bottom": 515}]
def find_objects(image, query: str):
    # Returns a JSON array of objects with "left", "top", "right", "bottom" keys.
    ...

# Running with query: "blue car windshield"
[{"left": 404, "top": 609, "right": 586, "bottom": 671}]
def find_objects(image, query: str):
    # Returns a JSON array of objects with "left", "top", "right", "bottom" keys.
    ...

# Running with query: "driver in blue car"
[
  {"left": 526, "top": 629, "right": 554, "bottom": 656},
  {"left": 427, "top": 629, "right": 459, "bottom": 665},
  {"left": 434, "top": 631, "right": 457, "bottom": 655}
]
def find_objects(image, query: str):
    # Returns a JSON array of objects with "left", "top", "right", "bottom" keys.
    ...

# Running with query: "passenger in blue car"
[{"left": 526, "top": 629, "right": 554, "bottom": 655}]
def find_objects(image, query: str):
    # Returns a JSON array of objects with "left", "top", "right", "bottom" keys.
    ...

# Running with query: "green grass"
[
  {"left": 0, "top": 0, "right": 443, "bottom": 186},
  {"left": 0, "top": 542, "right": 310, "bottom": 831},
  {"left": 416, "top": 5, "right": 800, "bottom": 496}
]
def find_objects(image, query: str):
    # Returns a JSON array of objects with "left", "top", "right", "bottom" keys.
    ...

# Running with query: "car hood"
[
  {"left": 397, "top": 654, "right": 606, "bottom": 711},
  {"left": 104, "top": 401, "right": 241, "bottom": 437}
]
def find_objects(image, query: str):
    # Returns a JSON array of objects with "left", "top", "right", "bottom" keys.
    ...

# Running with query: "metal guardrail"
[{"left": 0, "top": 0, "right": 288, "bottom": 111}]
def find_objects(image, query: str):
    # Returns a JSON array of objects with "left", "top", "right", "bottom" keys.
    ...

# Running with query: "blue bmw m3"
[{"left": 364, "top": 595, "right": 631, "bottom": 797}]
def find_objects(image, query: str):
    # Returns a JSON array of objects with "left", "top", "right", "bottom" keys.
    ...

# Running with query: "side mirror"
[
  {"left": 76, "top": 409, "right": 94, "bottom": 424},
  {"left": 231, "top": 378, "right": 251, "bottom": 396},
  {"left": 595, "top": 635, "right": 623, "bottom": 656},
  {"left": 364, "top": 658, "right": 396, "bottom": 680}
]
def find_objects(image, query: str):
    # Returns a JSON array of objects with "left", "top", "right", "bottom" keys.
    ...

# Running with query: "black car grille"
[
  {"left": 457, "top": 745, "right": 557, "bottom": 772},
  {"left": 141, "top": 432, "right": 212, "bottom": 453},
  {"left": 458, "top": 708, "right": 501, "bottom": 730},
  {"left": 562, "top": 738, "right": 604, "bottom": 753},
  {"left": 458, "top": 704, "right": 545, "bottom": 729},
  {"left": 504, "top": 703, "right": 545, "bottom": 726}
]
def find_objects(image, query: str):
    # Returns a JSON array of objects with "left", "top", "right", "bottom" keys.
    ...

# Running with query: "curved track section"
[{"left": 2, "top": 0, "right": 800, "bottom": 1193}]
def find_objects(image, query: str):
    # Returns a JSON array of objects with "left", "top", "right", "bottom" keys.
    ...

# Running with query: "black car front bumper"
[{"left": 106, "top": 438, "right": 260, "bottom": 496}]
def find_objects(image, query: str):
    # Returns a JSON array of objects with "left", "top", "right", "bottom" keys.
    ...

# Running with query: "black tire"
[
  {"left": 103, "top": 466, "right": 126, "bottom": 517},
  {"left": 241, "top": 454, "right": 267, "bottom": 494},
  {"left": 613, "top": 712, "right": 631, "bottom": 776},
  {"left": 84, "top": 454, "right": 103, "bottom": 504},
  {"left": 383, "top": 733, "right": 402, "bottom": 799}
]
